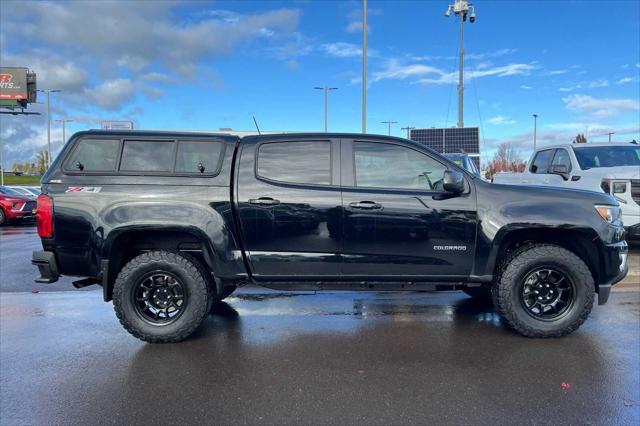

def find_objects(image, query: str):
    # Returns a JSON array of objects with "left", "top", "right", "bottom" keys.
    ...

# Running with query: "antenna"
[{"left": 252, "top": 116, "right": 261, "bottom": 135}]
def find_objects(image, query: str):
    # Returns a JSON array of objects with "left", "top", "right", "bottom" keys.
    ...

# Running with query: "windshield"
[{"left": 573, "top": 145, "right": 640, "bottom": 169}]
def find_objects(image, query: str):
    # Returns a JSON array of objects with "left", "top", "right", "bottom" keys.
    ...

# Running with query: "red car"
[{"left": 0, "top": 189, "right": 37, "bottom": 225}]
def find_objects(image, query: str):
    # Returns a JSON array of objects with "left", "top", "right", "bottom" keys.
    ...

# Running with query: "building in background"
[{"left": 409, "top": 127, "right": 480, "bottom": 169}]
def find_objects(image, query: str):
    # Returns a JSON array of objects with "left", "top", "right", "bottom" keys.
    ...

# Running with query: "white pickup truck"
[{"left": 493, "top": 142, "right": 640, "bottom": 240}]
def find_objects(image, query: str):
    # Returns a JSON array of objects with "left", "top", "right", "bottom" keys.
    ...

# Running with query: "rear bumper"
[
  {"left": 31, "top": 251, "right": 60, "bottom": 283},
  {"left": 597, "top": 240, "right": 629, "bottom": 305}
]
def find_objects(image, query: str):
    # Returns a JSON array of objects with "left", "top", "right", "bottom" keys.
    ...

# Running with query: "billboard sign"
[
  {"left": 101, "top": 120, "right": 134, "bottom": 130},
  {"left": 0, "top": 68, "right": 28, "bottom": 100}
]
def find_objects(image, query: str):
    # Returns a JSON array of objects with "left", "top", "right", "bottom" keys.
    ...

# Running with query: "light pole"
[
  {"left": 314, "top": 86, "right": 338, "bottom": 132},
  {"left": 381, "top": 120, "right": 398, "bottom": 136},
  {"left": 55, "top": 119, "right": 73, "bottom": 146},
  {"left": 37, "top": 89, "right": 61, "bottom": 167},
  {"left": 401, "top": 126, "right": 416, "bottom": 139},
  {"left": 445, "top": 0, "right": 476, "bottom": 129},
  {"left": 362, "top": 0, "right": 367, "bottom": 134},
  {"left": 607, "top": 132, "right": 615, "bottom": 143},
  {"left": 0, "top": 138, "right": 4, "bottom": 186},
  {"left": 532, "top": 113, "right": 538, "bottom": 151}
]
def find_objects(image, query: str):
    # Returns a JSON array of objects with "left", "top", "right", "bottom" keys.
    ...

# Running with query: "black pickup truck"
[{"left": 32, "top": 130, "right": 628, "bottom": 342}]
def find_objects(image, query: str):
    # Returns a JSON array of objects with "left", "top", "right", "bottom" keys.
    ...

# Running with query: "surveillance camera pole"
[{"left": 445, "top": 0, "right": 476, "bottom": 129}]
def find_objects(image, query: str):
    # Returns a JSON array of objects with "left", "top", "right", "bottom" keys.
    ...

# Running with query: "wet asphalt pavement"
[{"left": 1, "top": 225, "right": 640, "bottom": 425}]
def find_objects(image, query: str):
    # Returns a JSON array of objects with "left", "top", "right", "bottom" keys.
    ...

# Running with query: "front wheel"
[
  {"left": 113, "top": 251, "right": 212, "bottom": 343},
  {"left": 0, "top": 208, "right": 6, "bottom": 226},
  {"left": 493, "top": 244, "right": 595, "bottom": 338}
]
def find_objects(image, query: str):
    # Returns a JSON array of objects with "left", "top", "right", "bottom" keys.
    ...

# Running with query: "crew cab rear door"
[
  {"left": 340, "top": 138, "right": 477, "bottom": 278},
  {"left": 234, "top": 136, "right": 343, "bottom": 279}
]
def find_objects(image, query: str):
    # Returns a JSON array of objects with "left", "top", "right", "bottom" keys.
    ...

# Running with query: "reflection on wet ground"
[{"left": 1, "top": 288, "right": 638, "bottom": 425}]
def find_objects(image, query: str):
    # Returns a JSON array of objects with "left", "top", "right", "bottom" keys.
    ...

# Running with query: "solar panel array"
[{"left": 409, "top": 127, "right": 479, "bottom": 155}]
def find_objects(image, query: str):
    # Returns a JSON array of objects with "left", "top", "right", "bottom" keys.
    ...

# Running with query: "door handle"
[
  {"left": 349, "top": 201, "right": 382, "bottom": 210},
  {"left": 249, "top": 197, "right": 280, "bottom": 206}
]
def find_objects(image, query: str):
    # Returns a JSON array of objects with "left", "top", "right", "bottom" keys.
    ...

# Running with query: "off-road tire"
[
  {"left": 462, "top": 286, "right": 493, "bottom": 304},
  {"left": 492, "top": 244, "right": 594, "bottom": 338},
  {"left": 113, "top": 251, "right": 213, "bottom": 343}
]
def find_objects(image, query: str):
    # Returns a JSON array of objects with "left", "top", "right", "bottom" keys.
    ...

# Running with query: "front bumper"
[
  {"left": 625, "top": 223, "right": 640, "bottom": 241},
  {"left": 32, "top": 251, "right": 60, "bottom": 283},
  {"left": 597, "top": 240, "right": 629, "bottom": 305}
]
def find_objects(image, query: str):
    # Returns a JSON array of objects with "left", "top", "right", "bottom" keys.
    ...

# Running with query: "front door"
[
  {"left": 235, "top": 137, "right": 342, "bottom": 278},
  {"left": 341, "top": 139, "right": 477, "bottom": 278}
]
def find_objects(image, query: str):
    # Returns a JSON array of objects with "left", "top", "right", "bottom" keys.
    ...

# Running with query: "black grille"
[
  {"left": 22, "top": 201, "right": 36, "bottom": 212},
  {"left": 631, "top": 179, "right": 640, "bottom": 205}
]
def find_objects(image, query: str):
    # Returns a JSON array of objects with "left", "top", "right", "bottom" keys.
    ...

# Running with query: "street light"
[
  {"left": 362, "top": 0, "right": 367, "bottom": 134},
  {"left": 401, "top": 126, "right": 416, "bottom": 139},
  {"left": 314, "top": 86, "right": 338, "bottom": 132},
  {"left": 55, "top": 119, "right": 74, "bottom": 146},
  {"left": 607, "top": 132, "right": 615, "bottom": 143},
  {"left": 532, "top": 113, "right": 538, "bottom": 151},
  {"left": 37, "top": 89, "right": 62, "bottom": 167},
  {"left": 444, "top": 0, "right": 477, "bottom": 128},
  {"left": 381, "top": 120, "right": 398, "bottom": 136}
]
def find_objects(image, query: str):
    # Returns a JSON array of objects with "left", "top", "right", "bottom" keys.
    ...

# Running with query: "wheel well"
[
  {"left": 493, "top": 228, "right": 601, "bottom": 284},
  {"left": 104, "top": 230, "right": 214, "bottom": 301}
]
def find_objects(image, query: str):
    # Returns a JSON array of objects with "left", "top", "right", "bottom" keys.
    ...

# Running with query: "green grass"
[{"left": 0, "top": 175, "right": 42, "bottom": 185}]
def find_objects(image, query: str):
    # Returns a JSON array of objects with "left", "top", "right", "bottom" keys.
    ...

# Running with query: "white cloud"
[
  {"left": 587, "top": 79, "right": 609, "bottom": 88},
  {"left": 616, "top": 76, "right": 639, "bottom": 84},
  {"left": 520, "top": 85, "right": 533, "bottom": 90},
  {"left": 466, "top": 48, "right": 517, "bottom": 60},
  {"left": 87, "top": 78, "right": 136, "bottom": 109},
  {"left": 487, "top": 115, "right": 516, "bottom": 125},
  {"left": 548, "top": 69, "right": 569, "bottom": 75},
  {"left": 562, "top": 94, "right": 640, "bottom": 118},
  {"left": 321, "top": 42, "right": 378, "bottom": 58}
]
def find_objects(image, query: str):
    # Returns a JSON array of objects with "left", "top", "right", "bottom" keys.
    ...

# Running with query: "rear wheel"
[
  {"left": 113, "top": 251, "right": 212, "bottom": 343},
  {"left": 493, "top": 244, "right": 594, "bottom": 337}
]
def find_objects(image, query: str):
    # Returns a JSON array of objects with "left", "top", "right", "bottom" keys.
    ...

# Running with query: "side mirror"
[
  {"left": 549, "top": 164, "right": 570, "bottom": 181},
  {"left": 443, "top": 170, "right": 465, "bottom": 194}
]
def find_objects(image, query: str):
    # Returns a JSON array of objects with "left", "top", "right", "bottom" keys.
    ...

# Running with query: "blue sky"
[{"left": 1, "top": 0, "right": 639, "bottom": 167}]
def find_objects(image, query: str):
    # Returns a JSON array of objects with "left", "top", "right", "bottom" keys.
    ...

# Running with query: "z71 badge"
[{"left": 65, "top": 187, "right": 102, "bottom": 193}]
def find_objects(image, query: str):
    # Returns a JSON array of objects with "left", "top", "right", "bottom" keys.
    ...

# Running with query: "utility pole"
[
  {"left": 607, "top": 132, "right": 615, "bottom": 143},
  {"left": 55, "top": 119, "right": 73, "bottom": 146},
  {"left": 362, "top": 0, "right": 367, "bottom": 133},
  {"left": 314, "top": 86, "right": 338, "bottom": 132},
  {"left": 445, "top": 0, "right": 476, "bottom": 128},
  {"left": 533, "top": 113, "right": 538, "bottom": 151},
  {"left": 381, "top": 120, "right": 398, "bottom": 136},
  {"left": 401, "top": 126, "right": 416, "bottom": 139},
  {"left": 37, "top": 89, "right": 61, "bottom": 167}
]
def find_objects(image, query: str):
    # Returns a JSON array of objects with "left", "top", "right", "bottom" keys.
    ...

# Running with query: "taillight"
[{"left": 36, "top": 194, "right": 53, "bottom": 238}]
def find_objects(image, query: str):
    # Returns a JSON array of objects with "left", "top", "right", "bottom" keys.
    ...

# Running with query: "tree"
[
  {"left": 35, "top": 150, "right": 50, "bottom": 174},
  {"left": 484, "top": 142, "right": 527, "bottom": 180}
]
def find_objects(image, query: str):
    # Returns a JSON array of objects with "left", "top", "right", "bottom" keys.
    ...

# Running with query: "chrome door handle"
[
  {"left": 249, "top": 197, "right": 280, "bottom": 206},
  {"left": 349, "top": 201, "right": 382, "bottom": 210}
]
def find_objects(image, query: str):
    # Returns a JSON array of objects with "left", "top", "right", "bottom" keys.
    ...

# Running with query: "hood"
[
  {"left": 0, "top": 194, "right": 32, "bottom": 202},
  {"left": 490, "top": 180, "right": 617, "bottom": 205},
  {"left": 580, "top": 166, "right": 640, "bottom": 179}
]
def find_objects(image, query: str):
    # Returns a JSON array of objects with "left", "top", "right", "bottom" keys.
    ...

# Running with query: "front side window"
[
  {"left": 67, "top": 139, "right": 120, "bottom": 171},
  {"left": 257, "top": 141, "right": 331, "bottom": 185},
  {"left": 120, "top": 140, "right": 175, "bottom": 172},
  {"left": 175, "top": 141, "right": 223, "bottom": 174},
  {"left": 551, "top": 148, "right": 572, "bottom": 172},
  {"left": 354, "top": 142, "right": 448, "bottom": 191},
  {"left": 530, "top": 149, "right": 554, "bottom": 173}
]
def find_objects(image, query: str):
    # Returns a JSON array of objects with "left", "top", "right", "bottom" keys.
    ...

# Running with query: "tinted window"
[
  {"left": 175, "top": 141, "right": 223, "bottom": 174},
  {"left": 257, "top": 141, "right": 331, "bottom": 185},
  {"left": 573, "top": 146, "right": 640, "bottom": 169},
  {"left": 530, "top": 149, "right": 554, "bottom": 173},
  {"left": 120, "top": 140, "right": 175, "bottom": 172},
  {"left": 551, "top": 148, "right": 572, "bottom": 172},
  {"left": 67, "top": 139, "right": 120, "bottom": 171},
  {"left": 354, "top": 142, "right": 448, "bottom": 190}
]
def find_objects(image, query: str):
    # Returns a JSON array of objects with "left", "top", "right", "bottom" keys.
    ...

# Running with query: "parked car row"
[{"left": 0, "top": 186, "right": 39, "bottom": 225}]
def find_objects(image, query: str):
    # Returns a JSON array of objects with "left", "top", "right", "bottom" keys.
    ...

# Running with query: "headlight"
[
  {"left": 594, "top": 205, "right": 621, "bottom": 224},
  {"left": 613, "top": 182, "right": 627, "bottom": 194}
]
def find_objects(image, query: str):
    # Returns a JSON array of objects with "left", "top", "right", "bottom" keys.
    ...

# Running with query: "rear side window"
[
  {"left": 257, "top": 141, "right": 331, "bottom": 185},
  {"left": 66, "top": 139, "right": 120, "bottom": 171},
  {"left": 530, "top": 149, "right": 554, "bottom": 173},
  {"left": 120, "top": 140, "right": 175, "bottom": 172},
  {"left": 175, "top": 141, "right": 223, "bottom": 174}
]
